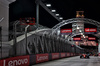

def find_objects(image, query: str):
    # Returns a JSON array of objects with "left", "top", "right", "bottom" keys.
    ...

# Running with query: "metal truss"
[
  {"left": 35, "top": 0, "right": 61, "bottom": 22},
  {"left": 26, "top": 29, "right": 74, "bottom": 54},
  {"left": 52, "top": 18, "right": 100, "bottom": 34}
]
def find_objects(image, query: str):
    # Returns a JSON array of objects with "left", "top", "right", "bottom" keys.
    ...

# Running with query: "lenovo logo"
[
  {"left": 7, "top": 58, "right": 28, "bottom": 66},
  {"left": 36, "top": 54, "right": 49, "bottom": 63},
  {"left": 37, "top": 56, "right": 48, "bottom": 61}
]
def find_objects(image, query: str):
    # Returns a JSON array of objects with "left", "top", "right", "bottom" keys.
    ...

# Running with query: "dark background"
[{"left": 9, "top": 0, "right": 100, "bottom": 28}]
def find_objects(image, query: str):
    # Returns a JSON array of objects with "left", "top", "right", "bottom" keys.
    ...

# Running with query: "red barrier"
[
  {"left": 2, "top": 55, "right": 29, "bottom": 66},
  {"left": 74, "top": 53, "right": 76, "bottom": 56},
  {"left": 36, "top": 54, "right": 49, "bottom": 63},
  {"left": 52, "top": 53, "right": 59, "bottom": 60},
  {"left": 61, "top": 53, "right": 66, "bottom": 58},
  {"left": 61, "top": 29, "right": 72, "bottom": 33},
  {"left": 67, "top": 53, "right": 70, "bottom": 57},
  {"left": 99, "top": 53, "right": 100, "bottom": 56},
  {"left": 0, "top": 60, "right": 3, "bottom": 66},
  {"left": 71, "top": 53, "right": 73, "bottom": 56}
]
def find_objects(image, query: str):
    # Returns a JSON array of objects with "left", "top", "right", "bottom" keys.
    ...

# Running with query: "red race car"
[{"left": 80, "top": 54, "right": 90, "bottom": 59}]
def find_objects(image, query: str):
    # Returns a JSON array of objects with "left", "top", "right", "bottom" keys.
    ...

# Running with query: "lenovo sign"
[
  {"left": 3, "top": 55, "right": 29, "bottom": 66},
  {"left": 71, "top": 53, "right": 73, "bottom": 56},
  {"left": 36, "top": 54, "right": 49, "bottom": 63},
  {"left": 52, "top": 53, "right": 59, "bottom": 60},
  {"left": 73, "top": 38, "right": 81, "bottom": 41},
  {"left": 85, "top": 28, "right": 97, "bottom": 32},
  {"left": 61, "top": 53, "right": 66, "bottom": 58},
  {"left": 67, "top": 53, "right": 70, "bottom": 57},
  {"left": 61, "top": 29, "right": 72, "bottom": 33},
  {"left": 88, "top": 37, "right": 96, "bottom": 40},
  {"left": 99, "top": 53, "right": 100, "bottom": 56}
]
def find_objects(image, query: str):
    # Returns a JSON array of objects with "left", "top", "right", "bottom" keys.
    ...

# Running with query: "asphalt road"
[{"left": 32, "top": 56, "right": 100, "bottom": 66}]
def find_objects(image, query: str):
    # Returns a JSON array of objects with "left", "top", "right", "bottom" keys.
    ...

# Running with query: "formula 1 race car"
[{"left": 80, "top": 54, "right": 90, "bottom": 59}]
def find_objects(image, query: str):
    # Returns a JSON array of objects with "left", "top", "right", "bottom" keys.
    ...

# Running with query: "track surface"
[{"left": 32, "top": 56, "right": 100, "bottom": 66}]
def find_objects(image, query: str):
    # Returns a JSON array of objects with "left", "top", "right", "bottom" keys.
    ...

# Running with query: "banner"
[
  {"left": 71, "top": 53, "right": 73, "bottom": 56},
  {"left": 73, "top": 37, "right": 81, "bottom": 41},
  {"left": 52, "top": 53, "right": 59, "bottom": 60},
  {"left": 61, "top": 29, "right": 72, "bottom": 33},
  {"left": 99, "top": 53, "right": 100, "bottom": 56},
  {"left": 67, "top": 53, "right": 70, "bottom": 57},
  {"left": 61, "top": 53, "right": 66, "bottom": 58},
  {"left": 88, "top": 37, "right": 96, "bottom": 40},
  {"left": 3, "top": 55, "right": 29, "bottom": 66},
  {"left": 85, "top": 28, "right": 97, "bottom": 32},
  {"left": 0, "top": 60, "right": 3, "bottom": 66},
  {"left": 36, "top": 54, "right": 49, "bottom": 63}
]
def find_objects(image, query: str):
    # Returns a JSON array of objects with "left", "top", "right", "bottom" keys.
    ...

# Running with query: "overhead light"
[
  {"left": 83, "top": 34, "right": 85, "bottom": 38},
  {"left": 77, "top": 26, "right": 79, "bottom": 29},
  {"left": 59, "top": 17, "right": 63, "bottom": 20},
  {"left": 51, "top": 10, "right": 56, "bottom": 12},
  {"left": 79, "top": 30, "right": 82, "bottom": 32},
  {"left": 62, "top": 20, "right": 65, "bottom": 22},
  {"left": 55, "top": 14, "right": 59, "bottom": 16},
  {"left": 46, "top": 4, "right": 51, "bottom": 7}
]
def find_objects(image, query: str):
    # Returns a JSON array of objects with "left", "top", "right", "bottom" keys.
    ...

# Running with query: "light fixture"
[
  {"left": 62, "top": 20, "right": 65, "bottom": 22},
  {"left": 83, "top": 34, "right": 85, "bottom": 38},
  {"left": 55, "top": 14, "right": 59, "bottom": 16},
  {"left": 46, "top": 4, "right": 51, "bottom": 7},
  {"left": 79, "top": 30, "right": 82, "bottom": 32},
  {"left": 51, "top": 10, "right": 56, "bottom": 12},
  {"left": 59, "top": 17, "right": 63, "bottom": 20},
  {"left": 77, "top": 26, "right": 79, "bottom": 29}
]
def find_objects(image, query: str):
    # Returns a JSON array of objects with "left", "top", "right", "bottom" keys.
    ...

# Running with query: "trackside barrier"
[
  {"left": 74, "top": 53, "right": 76, "bottom": 56},
  {"left": 67, "top": 53, "right": 70, "bottom": 57},
  {"left": 0, "top": 60, "right": 3, "bottom": 66},
  {"left": 0, "top": 55, "right": 29, "bottom": 66},
  {"left": 36, "top": 54, "right": 49, "bottom": 63},
  {"left": 29, "top": 55, "right": 36, "bottom": 65},
  {"left": 0, "top": 53, "right": 79, "bottom": 66},
  {"left": 52, "top": 53, "right": 60, "bottom": 60},
  {"left": 99, "top": 53, "right": 100, "bottom": 56},
  {"left": 60, "top": 53, "right": 66, "bottom": 58},
  {"left": 71, "top": 53, "right": 74, "bottom": 56}
]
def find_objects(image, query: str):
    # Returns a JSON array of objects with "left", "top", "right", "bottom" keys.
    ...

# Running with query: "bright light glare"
[
  {"left": 51, "top": 10, "right": 56, "bottom": 12},
  {"left": 56, "top": 14, "right": 59, "bottom": 16},
  {"left": 79, "top": 30, "right": 82, "bottom": 32},
  {"left": 83, "top": 35, "right": 85, "bottom": 38},
  {"left": 77, "top": 26, "right": 79, "bottom": 29},
  {"left": 46, "top": 4, "right": 51, "bottom": 7},
  {"left": 59, "top": 17, "right": 63, "bottom": 20}
]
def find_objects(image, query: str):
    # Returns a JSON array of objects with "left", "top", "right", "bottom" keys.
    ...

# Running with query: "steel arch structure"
[{"left": 52, "top": 18, "right": 100, "bottom": 34}]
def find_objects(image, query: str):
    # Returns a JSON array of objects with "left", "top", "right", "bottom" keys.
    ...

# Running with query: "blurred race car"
[{"left": 80, "top": 54, "right": 90, "bottom": 59}]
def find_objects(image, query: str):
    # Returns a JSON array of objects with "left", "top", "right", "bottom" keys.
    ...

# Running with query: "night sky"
[{"left": 9, "top": 0, "right": 100, "bottom": 28}]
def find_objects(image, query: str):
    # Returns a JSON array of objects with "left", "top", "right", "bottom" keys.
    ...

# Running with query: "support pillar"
[
  {"left": 0, "top": 0, "right": 16, "bottom": 42},
  {"left": 0, "top": 0, "right": 16, "bottom": 59}
]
